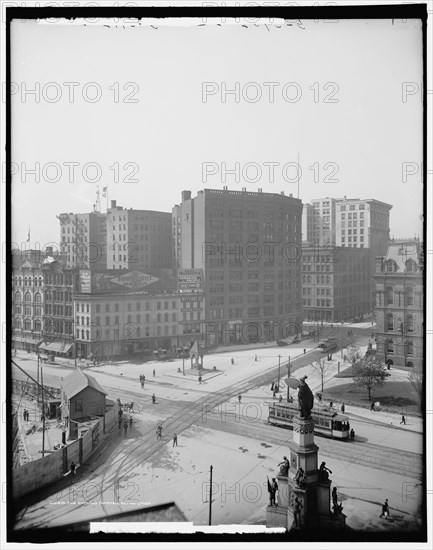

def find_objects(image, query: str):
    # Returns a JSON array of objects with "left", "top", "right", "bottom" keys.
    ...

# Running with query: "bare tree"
[
  {"left": 310, "top": 353, "right": 332, "bottom": 392},
  {"left": 352, "top": 355, "right": 388, "bottom": 402},
  {"left": 346, "top": 344, "right": 362, "bottom": 368},
  {"left": 408, "top": 365, "right": 423, "bottom": 408}
]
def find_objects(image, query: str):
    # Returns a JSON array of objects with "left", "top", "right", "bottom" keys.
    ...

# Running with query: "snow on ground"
[{"left": 114, "top": 423, "right": 420, "bottom": 531}]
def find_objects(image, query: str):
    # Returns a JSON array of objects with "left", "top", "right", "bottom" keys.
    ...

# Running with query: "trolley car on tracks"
[{"left": 267, "top": 401, "right": 350, "bottom": 439}]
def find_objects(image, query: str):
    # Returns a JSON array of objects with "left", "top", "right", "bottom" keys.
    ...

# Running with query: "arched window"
[
  {"left": 34, "top": 319, "right": 42, "bottom": 332},
  {"left": 406, "top": 341, "right": 414, "bottom": 355},
  {"left": 406, "top": 287, "right": 414, "bottom": 307},
  {"left": 386, "top": 286, "right": 393, "bottom": 305},
  {"left": 81, "top": 316, "right": 85, "bottom": 326},
  {"left": 385, "top": 260, "right": 396, "bottom": 273},
  {"left": 24, "top": 277, "right": 28, "bottom": 286},
  {"left": 386, "top": 313, "right": 394, "bottom": 331},
  {"left": 14, "top": 291, "right": 21, "bottom": 302},
  {"left": 24, "top": 319, "right": 32, "bottom": 331},
  {"left": 34, "top": 292, "right": 41, "bottom": 303},
  {"left": 14, "top": 318, "right": 21, "bottom": 329},
  {"left": 81, "top": 329, "right": 85, "bottom": 339},
  {"left": 86, "top": 330, "right": 90, "bottom": 340},
  {"left": 406, "top": 361, "right": 414, "bottom": 368},
  {"left": 76, "top": 329, "right": 80, "bottom": 339},
  {"left": 387, "top": 339, "right": 394, "bottom": 353},
  {"left": 24, "top": 291, "right": 31, "bottom": 302}
]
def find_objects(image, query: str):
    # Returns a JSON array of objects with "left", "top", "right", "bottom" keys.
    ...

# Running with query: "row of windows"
[
  {"left": 14, "top": 305, "right": 42, "bottom": 316},
  {"left": 13, "top": 277, "right": 43, "bottom": 287},
  {"left": 75, "top": 324, "right": 178, "bottom": 341}
]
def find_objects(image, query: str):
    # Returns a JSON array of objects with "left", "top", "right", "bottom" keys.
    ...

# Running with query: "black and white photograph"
[{"left": 2, "top": 1, "right": 429, "bottom": 546}]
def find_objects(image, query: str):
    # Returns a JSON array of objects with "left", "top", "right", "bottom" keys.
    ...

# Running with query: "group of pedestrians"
[
  {"left": 22, "top": 409, "right": 30, "bottom": 421},
  {"left": 139, "top": 374, "right": 145, "bottom": 388}
]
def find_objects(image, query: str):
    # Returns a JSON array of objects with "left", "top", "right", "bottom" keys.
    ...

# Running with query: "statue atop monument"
[{"left": 297, "top": 375, "right": 314, "bottom": 418}]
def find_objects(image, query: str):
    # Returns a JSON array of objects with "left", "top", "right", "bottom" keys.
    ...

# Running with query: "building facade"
[
  {"left": 374, "top": 240, "right": 424, "bottom": 368},
  {"left": 302, "top": 244, "right": 371, "bottom": 323},
  {"left": 59, "top": 211, "right": 107, "bottom": 270},
  {"left": 173, "top": 188, "right": 303, "bottom": 344},
  {"left": 41, "top": 257, "right": 79, "bottom": 358},
  {"left": 106, "top": 200, "right": 173, "bottom": 270},
  {"left": 12, "top": 250, "right": 44, "bottom": 352},
  {"left": 73, "top": 268, "right": 203, "bottom": 359}
]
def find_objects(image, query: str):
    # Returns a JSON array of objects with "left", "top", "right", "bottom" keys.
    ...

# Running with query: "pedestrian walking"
[
  {"left": 231, "top": 358, "right": 234, "bottom": 365},
  {"left": 341, "top": 403, "right": 345, "bottom": 414},
  {"left": 379, "top": 499, "right": 390, "bottom": 519},
  {"left": 279, "top": 394, "right": 283, "bottom": 403},
  {"left": 255, "top": 354, "right": 258, "bottom": 362},
  {"left": 238, "top": 393, "right": 242, "bottom": 403},
  {"left": 118, "top": 418, "right": 122, "bottom": 429},
  {"left": 22, "top": 409, "right": 26, "bottom": 421},
  {"left": 70, "top": 461, "right": 76, "bottom": 481},
  {"left": 141, "top": 380, "right": 144, "bottom": 389},
  {"left": 303, "top": 348, "right": 306, "bottom": 354},
  {"left": 124, "top": 421, "right": 128, "bottom": 435},
  {"left": 153, "top": 369, "right": 156, "bottom": 377},
  {"left": 329, "top": 401, "right": 333, "bottom": 410},
  {"left": 370, "top": 402, "right": 375, "bottom": 412},
  {"left": 273, "top": 390, "right": 276, "bottom": 399},
  {"left": 152, "top": 394, "right": 156, "bottom": 404},
  {"left": 271, "top": 382, "right": 275, "bottom": 392},
  {"left": 173, "top": 433, "right": 178, "bottom": 446},
  {"left": 129, "top": 415, "right": 133, "bottom": 428},
  {"left": 350, "top": 428, "right": 355, "bottom": 440},
  {"left": 400, "top": 414, "right": 406, "bottom": 425}
]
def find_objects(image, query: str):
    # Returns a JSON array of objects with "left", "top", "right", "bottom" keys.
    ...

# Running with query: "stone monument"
[{"left": 266, "top": 375, "right": 346, "bottom": 531}]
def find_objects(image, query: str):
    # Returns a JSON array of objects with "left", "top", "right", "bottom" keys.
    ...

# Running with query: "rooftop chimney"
[
  {"left": 181, "top": 190, "right": 191, "bottom": 202},
  {"left": 111, "top": 200, "right": 117, "bottom": 209}
]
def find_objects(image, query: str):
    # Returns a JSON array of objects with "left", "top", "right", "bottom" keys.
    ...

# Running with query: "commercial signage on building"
[
  {"left": 178, "top": 269, "right": 203, "bottom": 291},
  {"left": 110, "top": 271, "right": 159, "bottom": 289},
  {"left": 180, "top": 295, "right": 203, "bottom": 303},
  {"left": 80, "top": 270, "right": 92, "bottom": 293}
]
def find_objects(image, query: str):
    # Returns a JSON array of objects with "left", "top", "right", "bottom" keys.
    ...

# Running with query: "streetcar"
[
  {"left": 317, "top": 337, "right": 338, "bottom": 353},
  {"left": 267, "top": 401, "right": 350, "bottom": 439}
]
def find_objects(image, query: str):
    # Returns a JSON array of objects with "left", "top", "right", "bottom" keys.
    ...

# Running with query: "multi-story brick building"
[
  {"left": 106, "top": 200, "right": 173, "bottom": 270},
  {"left": 12, "top": 250, "right": 44, "bottom": 352},
  {"left": 173, "top": 188, "right": 303, "bottom": 344},
  {"left": 58, "top": 211, "right": 107, "bottom": 269},
  {"left": 374, "top": 239, "right": 424, "bottom": 368},
  {"left": 302, "top": 244, "right": 371, "bottom": 323},
  {"left": 58, "top": 201, "right": 173, "bottom": 271},
  {"left": 73, "top": 268, "right": 203, "bottom": 359},
  {"left": 40, "top": 256, "right": 79, "bottom": 358}
]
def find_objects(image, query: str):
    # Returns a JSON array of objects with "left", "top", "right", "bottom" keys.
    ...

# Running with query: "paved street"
[{"left": 13, "top": 324, "right": 423, "bottom": 532}]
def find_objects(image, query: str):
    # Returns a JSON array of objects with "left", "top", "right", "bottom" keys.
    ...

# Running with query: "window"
[
  {"left": 406, "top": 315, "right": 414, "bottom": 333},
  {"left": 387, "top": 339, "right": 394, "bottom": 353},
  {"left": 96, "top": 304, "right": 100, "bottom": 313},
  {"left": 386, "top": 286, "right": 393, "bottom": 305},
  {"left": 386, "top": 313, "right": 394, "bottom": 331},
  {"left": 105, "top": 316, "right": 110, "bottom": 326},
  {"left": 406, "top": 287, "right": 414, "bottom": 306},
  {"left": 115, "top": 303, "right": 119, "bottom": 312},
  {"left": 106, "top": 304, "right": 110, "bottom": 312},
  {"left": 406, "top": 341, "right": 414, "bottom": 355}
]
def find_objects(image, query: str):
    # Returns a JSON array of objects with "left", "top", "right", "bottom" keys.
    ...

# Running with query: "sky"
[{"left": 10, "top": 16, "right": 424, "bottom": 249}]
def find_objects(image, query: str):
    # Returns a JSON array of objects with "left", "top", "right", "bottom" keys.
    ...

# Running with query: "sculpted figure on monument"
[
  {"left": 294, "top": 466, "right": 306, "bottom": 489},
  {"left": 278, "top": 456, "right": 290, "bottom": 477}
]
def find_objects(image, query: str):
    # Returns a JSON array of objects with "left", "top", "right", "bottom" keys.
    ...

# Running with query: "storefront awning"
[
  {"left": 45, "top": 342, "right": 64, "bottom": 352},
  {"left": 62, "top": 343, "right": 73, "bottom": 353}
]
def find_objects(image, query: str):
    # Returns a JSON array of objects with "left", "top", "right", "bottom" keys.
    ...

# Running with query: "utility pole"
[
  {"left": 182, "top": 354, "right": 185, "bottom": 376},
  {"left": 209, "top": 465, "right": 213, "bottom": 526},
  {"left": 287, "top": 358, "right": 291, "bottom": 402},
  {"left": 41, "top": 364, "right": 46, "bottom": 457},
  {"left": 37, "top": 354, "right": 40, "bottom": 406},
  {"left": 277, "top": 355, "right": 281, "bottom": 388}
]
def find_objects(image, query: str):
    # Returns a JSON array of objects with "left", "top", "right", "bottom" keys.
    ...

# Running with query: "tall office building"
[
  {"left": 58, "top": 201, "right": 173, "bottom": 271},
  {"left": 173, "top": 188, "right": 303, "bottom": 344},
  {"left": 58, "top": 212, "right": 107, "bottom": 270},
  {"left": 106, "top": 200, "right": 173, "bottom": 270}
]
